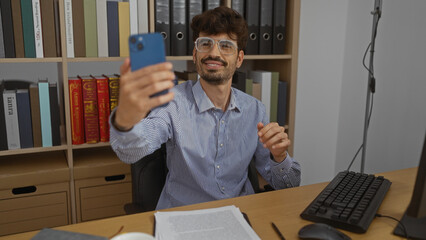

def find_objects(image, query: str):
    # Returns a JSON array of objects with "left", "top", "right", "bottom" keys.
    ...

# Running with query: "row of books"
[
  {"left": 232, "top": 70, "right": 287, "bottom": 126},
  {"left": 0, "top": 0, "right": 61, "bottom": 58},
  {"left": 64, "top": 0, "right": 149, "bottom": 58},
  {"left": 0, "top": 80, "right": 61, "bottom": 151},
  {"left": 68, "top": 74, "right": 119, "bottom": 145},
  {"left": 157, "top": 0, "right": 287, "bottom": 56}
]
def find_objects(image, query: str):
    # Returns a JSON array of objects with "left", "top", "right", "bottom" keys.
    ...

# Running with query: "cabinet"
[{"left": 0, "top": 0, "right": 300, "bottom": 234}]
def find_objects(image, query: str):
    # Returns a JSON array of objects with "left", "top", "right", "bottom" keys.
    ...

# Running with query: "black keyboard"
[{"left": 300, "top": 171, "right": 392, "bottom": 233}]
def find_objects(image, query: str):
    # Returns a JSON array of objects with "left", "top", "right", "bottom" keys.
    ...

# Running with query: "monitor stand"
[{"left": 393, "top": 211, "right": 426, "bottom": 240}]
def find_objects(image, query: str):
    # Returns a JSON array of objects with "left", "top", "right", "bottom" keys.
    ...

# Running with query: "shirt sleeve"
[
  {"left": 269, "top": 153, "right": 301, "bottom": 189},
  {"left": 109, "top": 108, "right": 171, "bottom": 164},
  {"left": 253, "top": 105, "right": 301, "bottom": 190}
]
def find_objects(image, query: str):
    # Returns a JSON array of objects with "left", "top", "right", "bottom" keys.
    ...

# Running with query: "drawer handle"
[
  {"left": 105, "top": 174, "right": 125, "bottom": 182},
  {"left": 12, "top": 186, "right": 37, "bottom": 195}
]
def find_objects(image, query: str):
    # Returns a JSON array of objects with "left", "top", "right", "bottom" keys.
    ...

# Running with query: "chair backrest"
[
  {"left": 124, "top": 144, "right": 167, "bottom": 214},
  {"left": 124, "top": 144, "right": 265, "bottom": 214}
]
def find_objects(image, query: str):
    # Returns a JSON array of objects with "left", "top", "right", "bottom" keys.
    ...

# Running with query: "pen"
[{"left": 271, "top": 222, "right": 286, "bottom": 240}]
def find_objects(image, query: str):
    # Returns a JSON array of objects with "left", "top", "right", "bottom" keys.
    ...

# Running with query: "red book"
[
  {"left": 68, "top": 77, "right": 84, "bottom": 145},
  {"left": 93, "top": 75, "right": 110, "bottom": 142},
  {"left": 80, "top": 76, "right": 99, "bottom": 144},
  {"left": 103, "top": 74, "right": 120, "bottom": 112}
]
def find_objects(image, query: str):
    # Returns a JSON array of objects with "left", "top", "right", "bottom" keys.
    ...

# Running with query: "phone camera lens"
[
  {"left": 137, "top": 43, "right": 143, "bottom": 50},
  {"left": 130, "top": 37, "right": 136, "bottom": 44}
]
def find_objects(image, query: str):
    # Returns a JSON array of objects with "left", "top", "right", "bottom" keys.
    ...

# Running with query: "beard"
[{"left": 195, "top": 53, "right": 238, "bottom": 85}]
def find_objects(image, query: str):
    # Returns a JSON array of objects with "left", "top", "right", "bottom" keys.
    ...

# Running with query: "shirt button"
[
  {"left": 216, "top": 165, "right": 220, "bottom": 169},
  {"left": 220, "top": 143, "right": 223, "bottom": 147},
  {"left": 221, "top": 186, "right": 225, "bottom": 190},
  {"left": 280, "top": 168, "right": 284, "bottom": 172},
  {"left": 221, "top": 120, "right": 224, "bottom": 124}
]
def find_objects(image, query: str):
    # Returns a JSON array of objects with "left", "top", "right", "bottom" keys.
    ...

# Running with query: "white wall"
[
  {"left": 295, "top": 0, "right": 426, "bottom": 185},
  {"left": 295, "top": 0, "right": 349, "bottom": 185}
]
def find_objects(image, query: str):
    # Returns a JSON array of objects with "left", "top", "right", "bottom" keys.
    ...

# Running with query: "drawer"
[
  {"left": 75, "top": 174, "right": 132, "bottom": 222},
  {"left": 0, "top": 182, "right": 70, "bottom": 236}
]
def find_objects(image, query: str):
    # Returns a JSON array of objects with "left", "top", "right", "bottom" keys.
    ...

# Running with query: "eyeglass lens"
[{"left": 196, "top": 38, "right": 236, "bottom": 55}]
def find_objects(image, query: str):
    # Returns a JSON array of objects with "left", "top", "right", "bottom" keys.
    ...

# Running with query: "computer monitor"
[{"left": 394, "top": 133, "right": 426, "bottom": 239}]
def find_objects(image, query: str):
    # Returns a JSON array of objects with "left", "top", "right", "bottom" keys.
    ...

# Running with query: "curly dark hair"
[{"left": 190, "top": 6, "right": 248, "bottom": 52}]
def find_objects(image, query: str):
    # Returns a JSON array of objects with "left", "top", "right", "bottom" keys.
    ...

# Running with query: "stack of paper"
[{"left": 154, "top": 205, "right": 260, "bottom": 240}]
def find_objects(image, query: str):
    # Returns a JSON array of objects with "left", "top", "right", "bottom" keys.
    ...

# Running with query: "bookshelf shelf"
[
  {"left": 0, "top": 58, "right": 63, "bottom": 63},
  {"left": 71, "top": 142, "right": 111, "bottom": 150},
  {"left": 0, "top": 0, "right": 300, "bottom": 232},
  {"left": 0, "top": 145, "right": 68, "bottom": 157}
]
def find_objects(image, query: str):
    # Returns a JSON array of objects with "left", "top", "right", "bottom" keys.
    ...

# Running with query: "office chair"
[{"left": 124, "top": 144, "right": 270, "bottom": 214}]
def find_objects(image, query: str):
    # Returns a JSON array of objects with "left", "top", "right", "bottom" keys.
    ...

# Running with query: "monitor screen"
[{"left": 394, "top": 133, "right": 426, "bottom": 239}]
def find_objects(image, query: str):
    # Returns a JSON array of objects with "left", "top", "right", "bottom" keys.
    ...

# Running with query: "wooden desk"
[{"left": 0, "top": 167, "right": 415, "bottom": 240}]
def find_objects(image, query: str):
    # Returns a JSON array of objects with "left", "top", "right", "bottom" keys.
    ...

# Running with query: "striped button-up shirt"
[{"left": 110, "top": 80, "right": 301, "bottom": 210}]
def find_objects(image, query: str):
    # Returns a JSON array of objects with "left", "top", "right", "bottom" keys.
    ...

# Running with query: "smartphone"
[{"left": 128, "top": 33, "right": 171, "bottom": 98}]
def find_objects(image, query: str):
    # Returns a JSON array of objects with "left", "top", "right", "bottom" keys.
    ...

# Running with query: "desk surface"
[{"left": 1, "top": 167, "right": 416, "bottom": 240}]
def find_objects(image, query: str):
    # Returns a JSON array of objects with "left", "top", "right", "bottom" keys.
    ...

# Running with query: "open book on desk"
[{"left": 154, "top": 205, "right": 260, "bottom": 240}]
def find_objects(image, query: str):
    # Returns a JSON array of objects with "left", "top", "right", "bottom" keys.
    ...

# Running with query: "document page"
[{"left": 154, "top": 205, "right": 260, "bottom": 240}]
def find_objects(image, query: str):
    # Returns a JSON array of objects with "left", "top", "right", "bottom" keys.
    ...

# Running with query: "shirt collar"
[{"left": 192, "top": 80, "right": 240, "bottom": 113}]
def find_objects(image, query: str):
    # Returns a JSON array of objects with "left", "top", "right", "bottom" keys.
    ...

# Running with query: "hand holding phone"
[
  {"left": 113, "top": 33, "right": 174, "bottom": 131},
  {"left": 129, "top": 33, "right": 174, "bottom": 98}
]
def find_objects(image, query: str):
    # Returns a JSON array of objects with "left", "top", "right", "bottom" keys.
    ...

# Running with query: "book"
[
  {"left": 64, "top": 0, "right": 74, "bottom": 57},
  {"left": 118, "top": 1, "right": 130, "bottom": 57},
  {"left": 155, "top": 0, "right": 170, "bottom": 55},
  {"left": 231, "top": 0, "right": 244, "bottom": 16},
  {"left": 69, "top": 77, "right": 84, "bottom": 145},
  {"left": 49, "top": 83, "right": 61, "bottom": 146},
  {"left": 3, "top": 90, "right": 20, "bottom": 149},
  {"left": 170, "top": 0, "right": 187, "bottom": 56},
  {"left": 80, "top": 75, "right": 99, "bottom": 143},
  {"left": 277, "top": 81, "right": 288, "bottom": 126},
  {"left": 32, "top": 0, "right": 44, "bottom": 58},
  {"left": 29, "top": 83, "right": 42, "bottom": 147},
  {"left": 96, "top": 0, "right": 108, "bottom": 57},
  {"left": 53, "top": 0, "right": 61, "bottom": 56},
  {"left": 72, "top": 0, "right": 86, "bottom": 57},
  {"left": 94, "top": 75, "right": 110, "bottom": 142},
  {"left": 272, "top": 0, "right": 286, "bottom": 54},
  {"left": 232, "top": 70, "right": 246, "bottom": 92},
  {"left": 10, "top": 0, "right": 25, "bottom": 58},
  {"left": 252, "top": 82, "right": 261, "bottom": 101},
  {"left": 154, "top": 205, "right": 260, "bottom": 240},
  {"left": 259, "top": 0, "right": 273, "bottom": 55},
  {"left": 38, "top": 81, "right": 52, "bottom": 147},
  {"left": 40, "top": 0, "right": 58, "bottom": 57},
  {"left": 0, "top": 0, "right": 16, "bottom": 58},
  {"left": 137, "top": 0, "right": 149, "bottom": 33},
  {"left": 16, "top": 89, "right": 34, "bottom": 148},
  {"left": 129, "top": 0, "right": 138, "bottom": 35},
  {"left": 0, "top": 10, "right": 4, "bottom": 58},
  {"left": 0, "top": 80, "right": 8, "bottom": 150},
  {"left": 250, "top": 70, "right": 272, "bottom": 120},
  {"left": 245, "top": 78, "right": 253, "bottom": 96},
  {"left": 187, "top": 0, "right": 203, "bottom": 55},
  {"left": 21, "top": 0, "right": 36, "bottom": 58},
  {"left": 106, "top": 1, "right": 119, "bottom": 57},
  {"left": 174, "top": 71, "right": 198, "bottom": 83},
  {"left": 245, "top": 0, "right": 259, "bottom": 55},
  {"left": 270, "top": 71, "right": 279, "bottom": 122},
  {"left": 204, "top": 0, "right": 220, "bottom": 11},
  {"left": 84, "top": 0, "right": 98, "bottom": 57},
  {"left": 104, "top": 74, "right": 119, "bottom": 112}
]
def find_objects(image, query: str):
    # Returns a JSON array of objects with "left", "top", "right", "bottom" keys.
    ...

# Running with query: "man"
[{"left": 110, "top": 6, "right": 300, "bottom": 210}]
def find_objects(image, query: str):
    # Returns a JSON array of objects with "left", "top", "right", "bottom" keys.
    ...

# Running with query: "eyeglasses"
[{"left": 194, "top": 37, "right": 238, "bottom": 55}]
